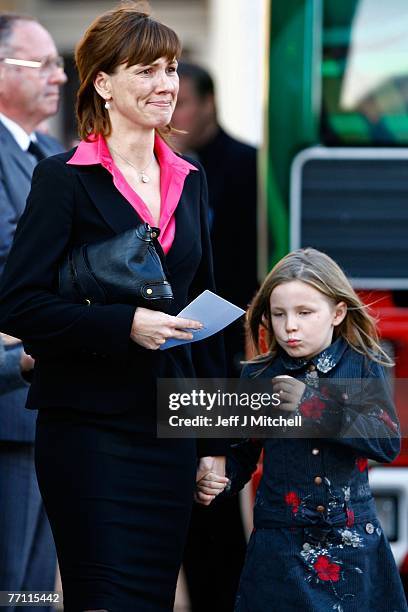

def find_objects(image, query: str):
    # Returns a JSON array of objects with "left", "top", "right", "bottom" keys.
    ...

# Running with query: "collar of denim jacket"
[{"left": 279, "top": 336, "right": 348, "bottom": 373}]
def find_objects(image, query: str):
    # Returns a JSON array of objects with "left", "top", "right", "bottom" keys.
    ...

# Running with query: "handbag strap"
[
  {"left": 70, "top": 246, "right": 106, "bottom": 304},
  {"left": 150, "top": 230, "right": 172, "bottom": 281},
  {"left": 68, "top": 250, "right": 85, "bottom": 302}
]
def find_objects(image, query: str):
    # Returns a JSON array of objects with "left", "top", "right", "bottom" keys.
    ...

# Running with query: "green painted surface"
[
  {"left": 264, "top": 0, "right": 408, "bottom": 266},
  {"left": 264, "top": 0, "right": 321, "bottom": 270}
]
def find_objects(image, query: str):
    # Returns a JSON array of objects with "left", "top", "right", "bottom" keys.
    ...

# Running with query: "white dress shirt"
[{"left": 0, "top": 113, "right": 38, "bottom": 150}]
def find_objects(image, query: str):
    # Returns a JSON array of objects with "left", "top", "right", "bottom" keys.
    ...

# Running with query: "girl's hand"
[
  {"left": 130, "top": 307, "right": 202, "bottom": 350},
  {"left": 195, "top": 471, "right": 230, "bottom": 506},
  {"left": 196, "top": 455, "right": 226, "bottom": 482},
  {"left": 195, "top": 456, "right": 227, "bottom": 506},
  {"left": 272, "top": 375, "right": 306, "bottom": 412}
]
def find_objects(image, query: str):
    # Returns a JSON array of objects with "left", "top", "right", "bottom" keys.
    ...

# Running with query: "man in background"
[
  {"left": 172, "top": 62, "right": 258, "bottom": 612},
  {"left": 0, "top": 13, "right": 66, "bottom": 604}
]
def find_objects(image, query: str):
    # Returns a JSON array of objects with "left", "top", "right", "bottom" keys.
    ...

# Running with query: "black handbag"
[{"left": 58, "top": 223, "right": 173, "bottom": 309}]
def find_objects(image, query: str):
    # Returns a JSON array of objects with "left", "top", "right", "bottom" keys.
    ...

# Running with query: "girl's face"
[{"left": 269, "top": 280, "right": 346, "bottom": 360}]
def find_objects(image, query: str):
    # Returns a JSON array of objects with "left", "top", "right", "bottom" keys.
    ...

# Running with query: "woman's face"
[{"left": 103, "top": 56, "right": 179, "bottom": 130}]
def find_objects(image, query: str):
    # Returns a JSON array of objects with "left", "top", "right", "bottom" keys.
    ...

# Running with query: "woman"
[{"left": 0, "top": 7, "right": 226, "bottom": 611}]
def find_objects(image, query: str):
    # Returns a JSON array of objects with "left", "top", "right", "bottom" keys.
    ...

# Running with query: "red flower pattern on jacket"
[
  {"left": 313, "top": 555, "right": 341, "bottom": 582},
  {"left": 284, "top": 491, "right": 300, "bottom": 514},
  {"left": 346, "top": 508, "right": 355, "bottom": 527},
  {"left": 356, "top": 457, "right": 368, "bottom": 472},
  {"left": 320, "top": 385, "right": 330, "bottom": 398},
  {"left": 299, "top": 397, "right": 326, "bottom": 419}
]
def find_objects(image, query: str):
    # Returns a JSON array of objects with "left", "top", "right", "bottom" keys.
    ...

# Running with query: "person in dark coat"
[
  {"left": 172, "top": 62, "right": 258, "bottom": 375},
  {"left": 198, "top": 248, "right": 407, "bottom": 612},
  {"left": 0, "top": 13, "right": 67, "bottom": 606},
  {"left": 0, "top": 8, "right": 226, "bottom": 611},
  {"left": 172, "top": 63, "right": 258, "bottom": 612}
]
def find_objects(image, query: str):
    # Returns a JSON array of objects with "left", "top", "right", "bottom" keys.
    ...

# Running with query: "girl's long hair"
[{"left": 247, "top": 248, "right": 393, "bottom": 367}]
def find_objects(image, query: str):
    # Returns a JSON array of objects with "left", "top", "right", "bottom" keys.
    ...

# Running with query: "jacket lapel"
[
  {"left": 76, "top": 165, "right": 143, "bottom": 235},
  {"left": 166, "top": 172, "right": 200, "bottom": 267},
  {"left": 0, "top": 123, "right": 35, "bottom": 180},
  {"left": 35, "top": 132, "right": 64, "bottom": 157}
]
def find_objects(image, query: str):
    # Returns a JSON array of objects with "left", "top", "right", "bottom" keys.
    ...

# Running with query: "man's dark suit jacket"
[
  {"left": 0, "top": 121, "right": 63, "bottom": 441},
  {"left": 0, "top": 150, "right": 226, "bottom": 453},
  {"left": 196, "top": 128, "right": 258, "bottom": 375}
]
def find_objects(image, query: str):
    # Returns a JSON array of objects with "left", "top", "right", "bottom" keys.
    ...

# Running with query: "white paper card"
[{"left": 160, "top": 290, "right": 245, "bottom": 350}]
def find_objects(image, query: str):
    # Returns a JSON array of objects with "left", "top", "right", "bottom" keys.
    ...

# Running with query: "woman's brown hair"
[
  {"left": 75, "top": 4, "right": 181, "bottom": 141},
  {"left": 247, "top": 247, "right": 393, "bottom": 367}
]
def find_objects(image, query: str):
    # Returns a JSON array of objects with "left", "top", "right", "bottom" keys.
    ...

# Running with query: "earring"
[{"left": 104, "top": 100, "right": 111, "bottom": 110}]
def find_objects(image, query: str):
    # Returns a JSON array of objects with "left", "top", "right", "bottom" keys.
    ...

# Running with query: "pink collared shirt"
[{"left": 67, "top": 133, "right": 198, "bottom": 254}]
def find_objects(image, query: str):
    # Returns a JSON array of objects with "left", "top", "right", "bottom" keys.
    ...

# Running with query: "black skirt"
[{"left": 35, "top": 409, "right": 196, "bottom": 612}]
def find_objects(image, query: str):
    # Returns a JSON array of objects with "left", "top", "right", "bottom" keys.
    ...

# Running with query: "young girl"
[{"left": 197, "top": 248, "right": 407, "bottom": 612}]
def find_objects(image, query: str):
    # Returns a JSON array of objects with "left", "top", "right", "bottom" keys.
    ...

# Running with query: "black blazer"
[
  {"left": 0, "top": 150, "right": 226, "bottom": 434},
  {"left": 0, "top": 121, "right": 63, "bottom": 442}
]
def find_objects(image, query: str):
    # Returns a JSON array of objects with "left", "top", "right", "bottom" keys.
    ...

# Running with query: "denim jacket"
[{"left": 227, "top": 337, "right": 400, "bottom": 531}]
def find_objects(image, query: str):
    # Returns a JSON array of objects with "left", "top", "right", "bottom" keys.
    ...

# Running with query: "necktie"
[{"left": 27, "top": 140, "right": 46, "bottom": 162}]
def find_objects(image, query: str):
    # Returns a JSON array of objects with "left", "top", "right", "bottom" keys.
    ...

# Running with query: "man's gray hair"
[{"left": 0, "top": 13, "right": 37, "bottom": 51}]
